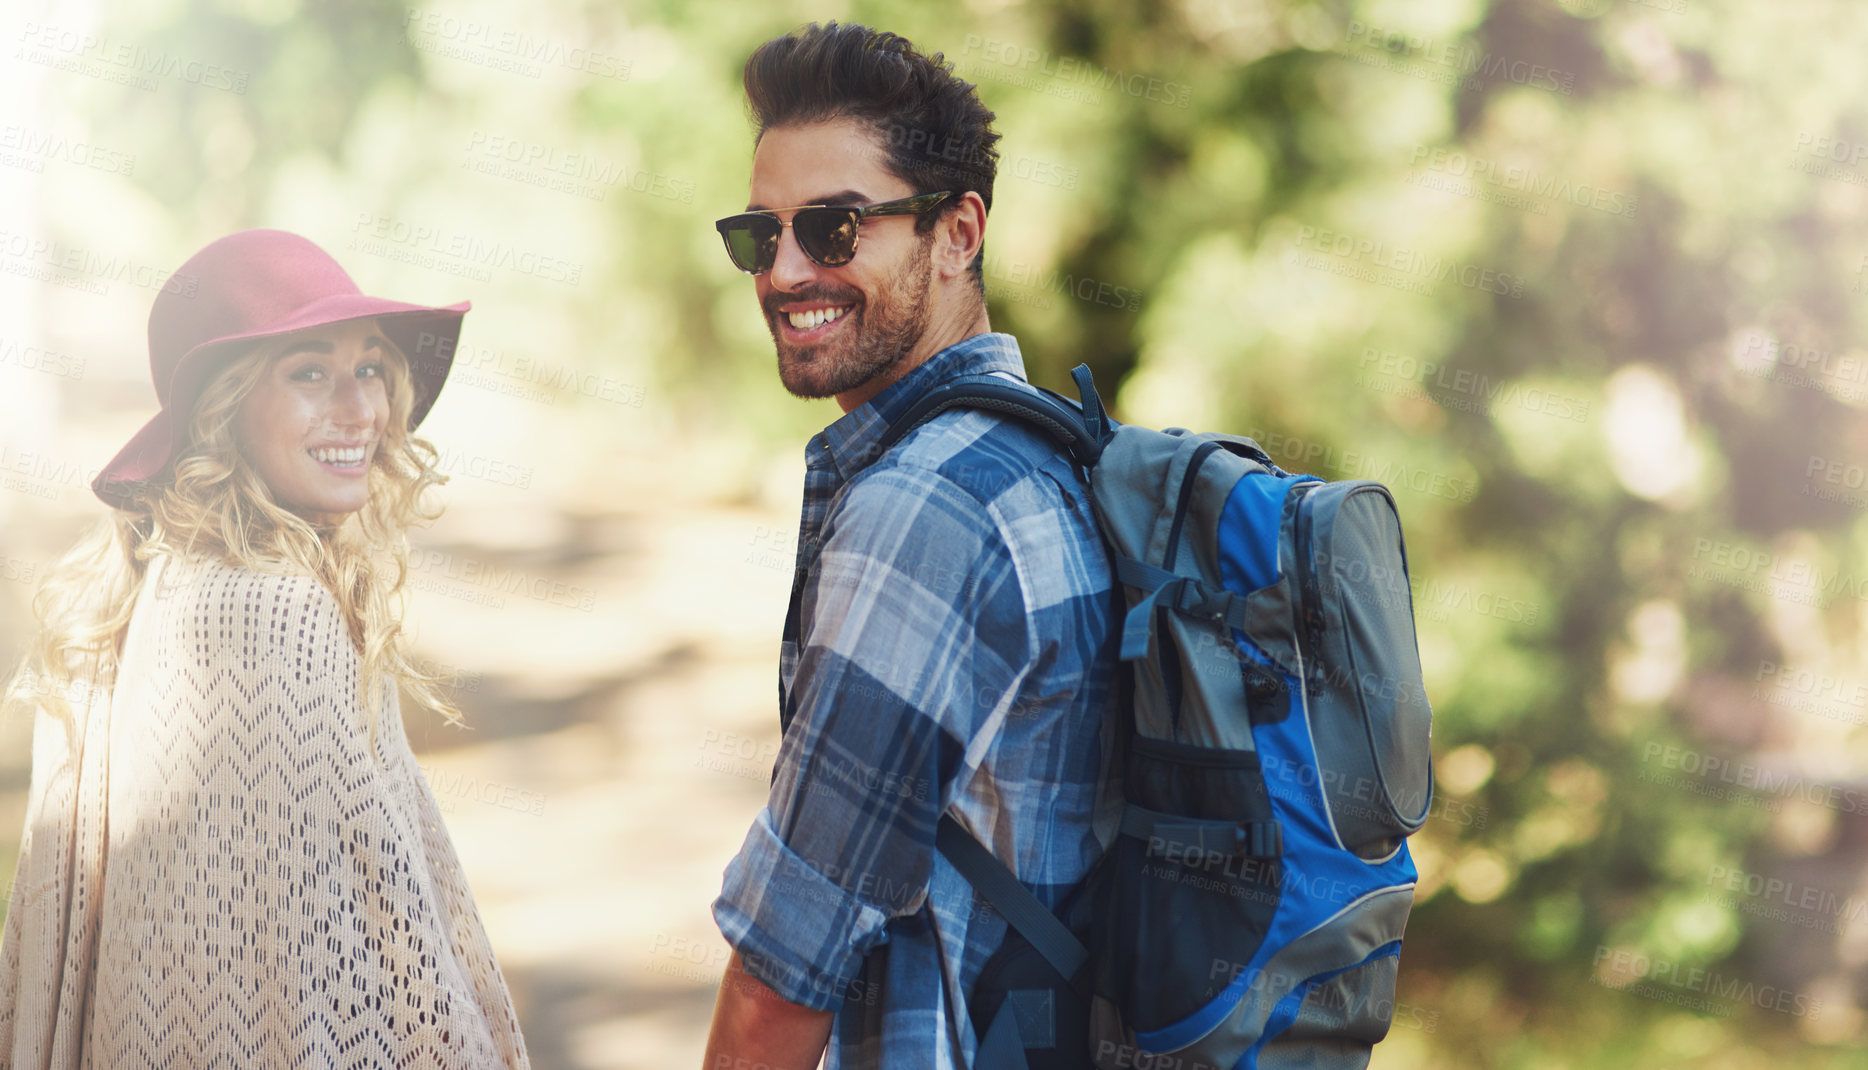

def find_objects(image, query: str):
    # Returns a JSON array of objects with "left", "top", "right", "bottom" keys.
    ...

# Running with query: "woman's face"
[{"left": 232, "top": 319, "right": 395, "bottom": 522}]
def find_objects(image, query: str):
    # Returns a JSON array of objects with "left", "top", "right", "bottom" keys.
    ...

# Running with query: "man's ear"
[{"left": 933, "top": 191, "right": 987, "bottom": 280}]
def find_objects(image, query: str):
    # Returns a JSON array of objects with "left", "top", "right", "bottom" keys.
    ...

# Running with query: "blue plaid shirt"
[{"left": 714, "top": 332, "right": 1120, "bottom": 1069}]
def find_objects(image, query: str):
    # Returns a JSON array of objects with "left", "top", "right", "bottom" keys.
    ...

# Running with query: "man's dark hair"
[{"left": 743, "top": 22, "right": 999, "bottom": 291}]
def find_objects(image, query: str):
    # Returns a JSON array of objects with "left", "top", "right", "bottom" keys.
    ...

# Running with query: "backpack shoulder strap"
[
  {"left": 877, "top": 365, "right": 1111, "bottom": 468},
  {"left": 936, "top": 815, "right": 1090, "bottom": 989},
  {"left": 899, "top": 368, "right": 1112, "bottom": 990}
]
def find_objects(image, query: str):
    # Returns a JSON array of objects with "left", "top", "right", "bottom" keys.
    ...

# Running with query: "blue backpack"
[{"left": 879, "top": 364, "right": 1435, "bottom": 1070}]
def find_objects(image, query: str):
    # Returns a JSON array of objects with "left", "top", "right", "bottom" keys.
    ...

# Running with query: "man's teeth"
[
  {"left": 310, "top": 446, "right": 366, "bottom": 465},
  {"left": 788, "top": 305, "right": 851, "bottom": 330}
]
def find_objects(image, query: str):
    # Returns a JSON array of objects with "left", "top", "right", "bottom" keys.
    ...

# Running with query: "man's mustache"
[{"left": 762, "top": 287, "right": 864, "bottom": 319}]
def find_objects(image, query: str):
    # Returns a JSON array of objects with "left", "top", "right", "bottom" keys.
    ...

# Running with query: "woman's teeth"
[
  {"left": 310, "top": 446, "right": 366, "bottom": 466},
  {"left": 788, "top": 305, "right": 851, "bottom": 330}
]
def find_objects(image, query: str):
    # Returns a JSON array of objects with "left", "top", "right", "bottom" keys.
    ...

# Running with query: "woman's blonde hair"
[{"left": 2, "top": 320, "right": 463, "bottom": 742}]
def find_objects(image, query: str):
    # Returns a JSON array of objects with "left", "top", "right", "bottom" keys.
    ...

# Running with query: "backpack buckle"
[{"left": 1170, "top": 580, "right": 1231, "bottom": 622}]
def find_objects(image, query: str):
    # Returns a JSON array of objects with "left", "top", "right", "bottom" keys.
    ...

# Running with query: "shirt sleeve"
[{"left": 713, "top": 462, "right": 1034, "bottom": 1010}]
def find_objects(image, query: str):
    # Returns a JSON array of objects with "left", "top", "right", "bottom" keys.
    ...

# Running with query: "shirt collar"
[{"left": 817, "top": 331, "right": 1027, "bottom": 482}]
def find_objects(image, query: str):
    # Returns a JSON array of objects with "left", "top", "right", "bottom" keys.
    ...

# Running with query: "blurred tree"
[{"left": 17, "top": 0, "right": 1868, "bottom": 1064}]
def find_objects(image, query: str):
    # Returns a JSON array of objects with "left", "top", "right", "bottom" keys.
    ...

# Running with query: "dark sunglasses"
[{"left": 714, "top": 191, "right": 955, "bottom": 275}]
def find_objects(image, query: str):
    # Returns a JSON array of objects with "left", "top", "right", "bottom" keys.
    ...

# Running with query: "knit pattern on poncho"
[{"left": 0, "top": 551, "right": 530, "bottom": 1068}]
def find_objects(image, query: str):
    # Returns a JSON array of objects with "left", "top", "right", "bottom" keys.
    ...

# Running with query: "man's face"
[{"left": 748, "top": 118, "right": 935, "bottom": 400}]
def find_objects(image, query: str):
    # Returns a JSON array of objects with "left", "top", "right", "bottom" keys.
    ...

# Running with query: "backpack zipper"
[{"left": 1292, "top": 481, "right": 1326, "bottom": 687}]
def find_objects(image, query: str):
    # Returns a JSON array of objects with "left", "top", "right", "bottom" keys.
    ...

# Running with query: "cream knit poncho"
[{"left": 0, "top": 552, "right": 530, "bottom": 1068}]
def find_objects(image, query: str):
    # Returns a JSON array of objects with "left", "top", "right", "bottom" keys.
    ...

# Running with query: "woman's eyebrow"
[
  {"left": 274, "top": 336, "right": 388, "bottom": 360},
  {"left": 275, "top": 340, "right": 334, "bottom": 360}
]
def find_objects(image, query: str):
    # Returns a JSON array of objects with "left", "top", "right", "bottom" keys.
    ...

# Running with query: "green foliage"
[{"left": 33, "top": 0, "right": 1868, "bottom": 1060}]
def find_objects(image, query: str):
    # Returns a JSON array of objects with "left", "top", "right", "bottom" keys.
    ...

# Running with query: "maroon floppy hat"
[{"left": 91, "top": 228, "right": 470, "bottom": 509}]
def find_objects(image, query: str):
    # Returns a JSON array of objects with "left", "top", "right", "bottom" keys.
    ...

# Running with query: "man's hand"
[{"left": 702, "top": 949, "right": 835, "bottom": 1070}]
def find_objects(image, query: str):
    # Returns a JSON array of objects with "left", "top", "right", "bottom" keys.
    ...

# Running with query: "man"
[{"left": 703, "top": 21, "right": 1120, "bottom": 1070}]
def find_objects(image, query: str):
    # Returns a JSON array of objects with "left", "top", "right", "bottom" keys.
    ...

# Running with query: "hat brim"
[
  {"left": 94, "top": 293, "right": 470, "bottom": 510},
  {"left": 92, "top": 409, "right": 177, "bottom": 509}
]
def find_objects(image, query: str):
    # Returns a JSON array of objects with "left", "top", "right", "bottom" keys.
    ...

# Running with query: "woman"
[{"left": 0, "top": 229, "right": 530, "bottom": 1068}]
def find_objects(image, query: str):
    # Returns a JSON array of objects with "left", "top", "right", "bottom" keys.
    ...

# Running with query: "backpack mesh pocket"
[{"left": 1092, "top": 735, "right": 1282, "bottom": 1035}]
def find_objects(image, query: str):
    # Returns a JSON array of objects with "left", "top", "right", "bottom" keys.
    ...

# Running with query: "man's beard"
[{"left": 764, "top": 236, "right": 933, "bottom": 400}]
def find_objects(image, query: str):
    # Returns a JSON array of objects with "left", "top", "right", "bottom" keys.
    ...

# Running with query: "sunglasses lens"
[
  {"left": 720, "top": 216, "right": 780, "bottom": 273},
  {"left": 794, "top": 208, "right": 859, "bottom": 266}
]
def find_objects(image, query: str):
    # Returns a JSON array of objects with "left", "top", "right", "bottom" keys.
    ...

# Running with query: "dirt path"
[{"left": 399, "top": 488, "right": 801, "bottom": 1068}]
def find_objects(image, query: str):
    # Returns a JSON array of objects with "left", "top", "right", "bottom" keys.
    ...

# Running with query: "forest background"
[{"left": 1, "top": 0, "right": 1865, "bottom": 1065}]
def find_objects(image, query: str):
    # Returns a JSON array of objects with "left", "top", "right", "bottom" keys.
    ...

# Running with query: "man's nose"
[{"left": 767, "top": 224, "right": 818, "bottom": 291}]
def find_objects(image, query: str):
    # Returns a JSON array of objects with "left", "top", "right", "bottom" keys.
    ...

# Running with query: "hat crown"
[{"left": 147, "top": 229, "right": 363, "bottom": 403}]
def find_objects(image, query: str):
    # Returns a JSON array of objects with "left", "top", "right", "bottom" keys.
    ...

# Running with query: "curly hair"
[
  {"left": 2, "top": 321, "right": 461, "bottom": 751},
  {"left": 743, "top": 21, "right": 1001, "bottom": 289}
]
